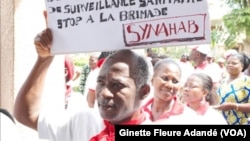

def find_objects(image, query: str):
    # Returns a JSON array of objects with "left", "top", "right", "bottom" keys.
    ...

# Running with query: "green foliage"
[
  {"left": 152, "top": 46, "right": 190, "bottom": 59},
  {"left": 211, "top": 25, "right": 225, "bottom": 48},
  {"left": 70, "top": 53, "right": 89, "bottom": 92},
  {"left": 71, "top": 54, "right": 89, "bottom": 66},
  {"left": 223, "top": 8, "right": 250, "bottom": 35},
  {"left": 73, "top": 86, "right": 80, "bottom": 92},
  {"left": 224, "top": 34, "right": 238, "bottom": 48},
  {"left": 222, "top": 0, "right": 250, "bottom": 48},
  {"left": 224, "top": 0, "right": 250, "bottom": 9}
]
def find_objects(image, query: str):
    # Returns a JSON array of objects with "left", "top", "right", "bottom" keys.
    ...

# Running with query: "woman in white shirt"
[{"left": 181, "top": 73, "right": 227, "bottom": 124}]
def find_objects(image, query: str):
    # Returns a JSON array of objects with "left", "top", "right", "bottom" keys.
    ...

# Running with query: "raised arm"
[{"left": 14, "top": 28, "right": 53, "bottom": 130}]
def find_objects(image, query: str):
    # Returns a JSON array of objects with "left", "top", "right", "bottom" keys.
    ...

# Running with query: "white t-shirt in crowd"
[
  {"left": 38, "top": 108, "right": 104, "bottom": 141},
  {"left": 148, "top": 106, "right": 202, "bottom": 125},
  {"left": 195, "top": 62, "right": 222, "bottom": 84},
  {"left": 83, "top": 68, "right": 100, "bottom": 108},
  {"left": 197, "top": 107, "right": 228, "bottom": 125},
  {"left": 66, "top": 92, "right": 89, "bottom": 111},
  {"left": 0, "top": 112, "right": 22, "bottom": 141},
  {"left": 177, "top": 61, "right": 195, "bottom": 85},
  {"left": 143, "top": 97, "right": 202, "bottom": 125}
]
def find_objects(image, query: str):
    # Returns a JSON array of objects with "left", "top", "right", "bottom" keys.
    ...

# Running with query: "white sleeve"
[
  {"left": 38, "top": 108, "right": 104, "bottom": 141},
  {"left": 201, "top": 108, "right": 228, "bottom": 125},
  {"left": 83, "top": 68, "right": 99, "bottom": 94},
  {"left": 0, "top": 113, "right": 22, "bottom": 141},
  {"left": 87, "top": 69, "right": 99, "bottom": 91},
  {"left": 67, "top": 92, "right": 89, "bottom": 110}
]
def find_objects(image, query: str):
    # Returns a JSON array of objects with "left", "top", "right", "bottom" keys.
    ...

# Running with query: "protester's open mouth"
[
  {"left": 103, "top": 106, "right": 115, "bottom": 110},
  {"left": 99, "top": 104, "right": 116, "bottom": 110}
]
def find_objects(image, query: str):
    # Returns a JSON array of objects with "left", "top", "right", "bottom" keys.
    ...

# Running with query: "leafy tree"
[
  {"left": 222, "top": 0, "right": 250, "bottom": 49},
  {"left": 211, "top": 25, "right": 225, "bottom": 48}
]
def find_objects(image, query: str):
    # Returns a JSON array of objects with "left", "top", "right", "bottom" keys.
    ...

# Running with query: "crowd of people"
[
  {"left": 1, "top": 9, "right": 250, "bottom": 141},
  {"left": 10, "top": 25, "right": 250, "bottom": 141}
]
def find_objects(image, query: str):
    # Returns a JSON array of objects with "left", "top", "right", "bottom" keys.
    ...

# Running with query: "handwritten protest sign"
[{"left": 45, "top": 0, "right": 211, "bottom": 54}]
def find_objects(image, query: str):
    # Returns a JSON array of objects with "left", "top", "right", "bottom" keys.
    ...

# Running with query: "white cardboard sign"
[{"left": 45, "top": 0, "right": 211, "bottom": 54}]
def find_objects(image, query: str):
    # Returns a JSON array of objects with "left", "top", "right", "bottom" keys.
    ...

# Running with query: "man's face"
[
  {"left": 96, "top": 56, "right": 139, "bottom": 123},
  {"left": 180, "top": 55, "right": 187, "bottom": 62},
  {"left": 189, "top": 49, "right": 197, "bottom": 61},
  {"left": 89, "top": 56, "right": 98, "bottom": 70},
  {"left": 147, "top": 49, "right": 153, "bottom": 57}
]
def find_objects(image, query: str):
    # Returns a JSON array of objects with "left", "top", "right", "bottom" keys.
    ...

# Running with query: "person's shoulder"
[
  {"left": 206, "top": 107, "right": 224, "bottom": 117},
  {"left": 66, "top": 92, "right": 88, "bottom": 110},
  {"left": 76, "top": 107, "right": 97, "bottom": 115},
  {"left": 0, "top": 109, "right": 15, "bottom": 123},
  {"left": 200, "top": 107, "right": 227, "bottom": 124},
  {"left": 71, "top": 107, "right": 104, "bottom": 129},
  {"left": 243, "top": 75, "right": 250, "bottom": 80},
  {"left": 88, "top": 68, "right": 99, "bottom": 76},
  {"left": 235, "top": 75, "right": 250, "bottom": 84},
  {"left": 206, "top": 107, "right": 225, "bottom": 118},
  {"left": 61, "top": 105, "right": 103, "bottom": 129},
  {"left": 93, "top": 67, "right": 100, "bottom": 73},
  {"left": 0, "top": 109, "right": 22, "bottom": 141}
]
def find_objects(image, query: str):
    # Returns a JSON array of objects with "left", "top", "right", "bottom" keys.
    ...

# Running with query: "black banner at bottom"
[{"left": 115, "top": 125, "right": 249, "bottom": 140}]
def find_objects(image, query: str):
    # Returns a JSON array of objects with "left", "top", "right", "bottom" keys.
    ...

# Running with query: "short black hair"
[
  {"left": 132, "top": 54, "right": 150, "bottom": 88},
  {"left": 188, "top": 73, "right": 219, "bottom": 105},
  {"left": 229, "top": 53, "right": 250, "bottom": 72},
  {"left": 107, "top": 50, "right": 150, "bottom": 89},
  {"left": 98, "top": 51, "right": 115, "bottom": 60},
  {"left": 153, "top": 58, "right": 182, "bottom": 76}
]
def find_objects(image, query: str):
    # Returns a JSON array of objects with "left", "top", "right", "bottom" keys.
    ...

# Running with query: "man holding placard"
[{"left": 14, "top": 27, "right": 152, "bottom": 141}]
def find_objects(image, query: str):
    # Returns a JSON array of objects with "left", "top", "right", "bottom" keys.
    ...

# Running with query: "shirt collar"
[
  {"left": 195, "top": 61, "right": 208, "bottom": 70},
  {"left": 187, "top": 101, "right": 209, "bottom": 115},
  {"left": 90, "top": 109, "right": 146, "bottom": 141},
  {"left": 143, "top": 97, "right": 184, "bottom": 121}
]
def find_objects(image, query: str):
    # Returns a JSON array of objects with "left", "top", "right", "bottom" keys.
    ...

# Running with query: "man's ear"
[
  {"left": 43, "top": 10, "right": 48, "bottom": 28},
  {"left": 139, "top": 84, "right": 150, "bottom": 100}
]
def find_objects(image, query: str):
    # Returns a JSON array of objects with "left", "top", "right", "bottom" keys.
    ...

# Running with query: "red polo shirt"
[{"left": 90, "top": 110, "right": 146, "bottom": 141}]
